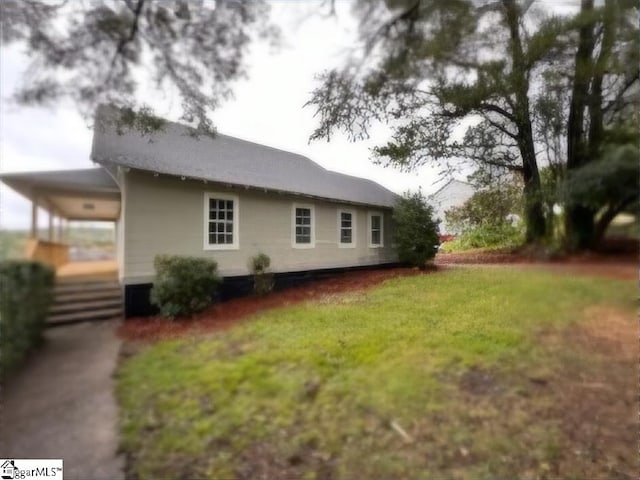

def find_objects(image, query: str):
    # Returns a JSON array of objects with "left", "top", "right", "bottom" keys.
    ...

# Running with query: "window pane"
[
  {"left": 294, "top": 207, "right": 313, "bottom": 244},
  {"left": 372, "top": 230, "right": 381, "bottom": 245},
  {"left": 371, "top": 215, "right": 381, "bottom": 229},
  {"left": 341, "top": 230, "right": 352, "bottom": 243},
  {"left": 207, "top": 197, "right": 236, "bottom": 246},
  {"left": 341, "top": 220, "right": 351, "bottom": 228}
]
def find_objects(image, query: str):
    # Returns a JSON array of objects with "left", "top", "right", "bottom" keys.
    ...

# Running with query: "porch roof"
[{"left": 0, "top": 167, "right": 121, "bottom": 221}]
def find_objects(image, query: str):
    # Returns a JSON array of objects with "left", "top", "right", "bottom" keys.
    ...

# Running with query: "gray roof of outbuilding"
[{"left": 90, "top": 107, "right": 398, "bottom": 208}]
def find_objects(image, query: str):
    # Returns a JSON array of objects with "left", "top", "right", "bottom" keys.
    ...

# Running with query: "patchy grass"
[{"left": 117, "top": 267, "right": 636, "bottom": 480}]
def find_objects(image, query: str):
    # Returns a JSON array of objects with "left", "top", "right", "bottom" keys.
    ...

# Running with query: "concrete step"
[
  {"left": 49, "top": 279, "right": 123, "bottom": 326},
  {"left": 49, "top": 298, "right": 123, "bottom": 315},
  {"left": 55, "top": 289, "right": 122, "bottom": 304},
  {"left": 54, "top": 281, "right": 120, "bottom": 294},
  {"left": 48, "top": 307, "right": 123, "bottom": 326}
]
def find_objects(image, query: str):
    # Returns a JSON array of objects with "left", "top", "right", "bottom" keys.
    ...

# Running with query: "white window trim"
[
  {"left": 203, "top": 192, "right": 240, "bottom": 250},
  {"left": 368, "top": 211, "right": 384, "bottom": 248},
  {"left": 292, "top": 203, "right": 315, "bottom": 249},
  {"left": 337, "top": 208, "right": 356, "bottom": 248}
]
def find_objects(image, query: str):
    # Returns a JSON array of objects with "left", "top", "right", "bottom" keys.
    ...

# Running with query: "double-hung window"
[
  {"left": 204, "top": 193, "right": 239, "bottom": 250},
  {"left": 368, "top": 211, "right": 384, "bottom": 248},
  {"left": 292, "top": 204, "right": 315, "bottom": 248},
  {"left": 338, "top": 209, "right": 356, "bottom": 247}
]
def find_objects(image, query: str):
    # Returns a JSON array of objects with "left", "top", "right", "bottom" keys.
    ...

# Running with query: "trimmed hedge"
[
  {"left": 150, "top": 255, "right": 221, "bottom": 319},
  {"left": 0, "top": 260, "right": 55, "bottom": 373}
]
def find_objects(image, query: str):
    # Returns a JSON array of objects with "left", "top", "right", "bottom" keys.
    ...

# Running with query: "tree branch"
[
  {"left": 483, "top": 115, "right": 519, "bottom": 140},
  {"left": 105, "top": 0, "right": 145, "bottom": 85},
  {"left": 479, "top": 102, "right": 516, "bottom": 122}
]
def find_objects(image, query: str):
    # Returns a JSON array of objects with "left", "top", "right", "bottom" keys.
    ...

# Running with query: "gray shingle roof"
[
  {"left": 90, "top": 107, "right": 397, "bottom": 208},
  {"left": 0, "top": 168, "right": 119, "bottom": 197}
]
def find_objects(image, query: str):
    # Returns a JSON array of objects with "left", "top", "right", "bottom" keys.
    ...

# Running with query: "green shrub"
[
  {"left": 393, "top": 191, "right": 440, "bottom": 268},
  {"left": 0, "top": 260, "right": 55, "bottom": 373},
  {"left": 150, "top": 255, "right": 221, "bottom": 319},
  {"left": 249, "top": 253, "right": 274, "bottom": 296},
  {"left": 440, "top": 224, "right": 523, "bottom": 252}
]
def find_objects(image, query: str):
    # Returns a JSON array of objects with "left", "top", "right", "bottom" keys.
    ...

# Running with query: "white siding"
[
  {"left": 122, "top": 170, "right": 397, "bottom": 284},
  {"left": 429, "top": 180, "right": 476, "bottom": 235},
  {"left": 115, "top": 167, "right": 127, "bottom": 282}
]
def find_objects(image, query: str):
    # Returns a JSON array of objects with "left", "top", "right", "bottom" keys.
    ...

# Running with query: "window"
[
  {"left": 368, "top": 211, "right": 384, "bottom": 248},
  {"left": 292, "top": 204, "right": 315, "bottom": 248},
  {"left": 204, "top": 193, "right": 239, "bottom": 250},
  {"left": 338, "top": 209, "right": 356, "bottom": 248}
]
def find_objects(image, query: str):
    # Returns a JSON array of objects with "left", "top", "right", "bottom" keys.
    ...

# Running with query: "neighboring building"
[
  {"left": 428, "top": 179, "right": 476, "bottom": 235},
  {"left": 1, "top": 107, "right": 399, "bottom": 316}
]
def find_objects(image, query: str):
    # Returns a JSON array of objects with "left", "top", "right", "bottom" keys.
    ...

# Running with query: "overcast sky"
[
  {"left": 0, "top": 2, "right": 444, "bottom": 231},
  {"left": 0, "top": 0, "right": 579, "bottom": 230}
]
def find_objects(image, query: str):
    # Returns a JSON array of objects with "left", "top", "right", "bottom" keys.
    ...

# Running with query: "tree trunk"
[
  {"left": 503, "top": 0, "right": 546, "bottom": 242},
  {"left": 565, "top": 0, "right": 596, "bottom": 250},
  {"left": 520, "top": 135, "right": 546, "bottom": 242},
  {"left": 592, "top": 196, "right": 636, "bottom": 247}
]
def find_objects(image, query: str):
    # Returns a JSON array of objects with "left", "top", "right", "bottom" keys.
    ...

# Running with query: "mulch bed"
[
  {"left": 119, "top": 248, "right": 636, "bottom": 343},
  {"left": 118, "top": 267, "right": 428, "bottom": 342}
]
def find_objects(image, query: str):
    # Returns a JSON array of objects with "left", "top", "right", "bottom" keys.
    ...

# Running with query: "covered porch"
[{"left": 1, "top": 168, "right": 121, "bottom": 280}]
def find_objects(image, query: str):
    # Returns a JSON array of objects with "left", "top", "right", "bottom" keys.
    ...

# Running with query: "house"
[
  {"left": 1, "top": 460, "right": 16, "bottom": 479},
  {"left": 428, "top": 179, "right": 476, "bottom": 236},
  {"left": 1, "top": 107, "right": 399, "bottom": 316}
]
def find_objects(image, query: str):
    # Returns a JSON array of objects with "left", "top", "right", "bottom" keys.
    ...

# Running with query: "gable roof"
[
  {"left": 90, "top": 106, "right": 398, "bottom": 208},
  {"left": 428, "top": 179, "right": 475, "bottom": 201}
]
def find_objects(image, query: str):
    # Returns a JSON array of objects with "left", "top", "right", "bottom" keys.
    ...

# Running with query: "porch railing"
[{"left": 24, "top": 238, "right": 70, "bottom": 268}]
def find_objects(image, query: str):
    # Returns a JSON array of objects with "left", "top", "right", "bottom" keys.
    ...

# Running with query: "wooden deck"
[{"left": 56, "top": 260, "right": 118, "bottom": 281}]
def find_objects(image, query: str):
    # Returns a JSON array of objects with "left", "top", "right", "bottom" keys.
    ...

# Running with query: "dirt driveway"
[{"left": 1, "top": 320, "right": 124, "bottom": 480}]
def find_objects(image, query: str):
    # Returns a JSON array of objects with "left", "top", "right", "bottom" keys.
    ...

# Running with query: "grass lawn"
[{"left": 117, "top": 267, "right": 637, "bottom": 480}]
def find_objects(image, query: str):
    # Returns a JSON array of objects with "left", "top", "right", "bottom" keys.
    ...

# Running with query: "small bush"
[
  {"left": 249, "top": 253, "right": 274, "bottom": 296},
  {"left": 150, "top": 255, "right": 221, "bottom": 319},
  {"left": 440, "top": 224, "right": 523, "bottom": 252},
  {"left": 0, "top": 260, "right": 55, "bottom": 373},
  {"left": 393, "top": 191, "right": 440, "bottom": 268}
]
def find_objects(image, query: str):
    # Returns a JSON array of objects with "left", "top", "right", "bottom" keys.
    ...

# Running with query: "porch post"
[
  {"left": 48, "top": 210, "right": 54, "bottom": 241},
  {"left": 57, "top": 216, "right": 64, "bottom": 243},
  {"left": 31, "top": 199, "right": 38, "bottom": 239}
]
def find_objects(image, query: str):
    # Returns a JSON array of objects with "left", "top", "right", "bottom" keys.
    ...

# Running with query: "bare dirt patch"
[
  {"left": 533, "top": 305, "right": 638, "bottom": 479},
  {"left": 118, "top": 268, "right": 429, "bottom": 342}
]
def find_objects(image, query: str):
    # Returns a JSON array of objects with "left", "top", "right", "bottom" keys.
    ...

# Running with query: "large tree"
[
  {"left": 563, "top": 0, "right": 639, "bottom": 249},
  {"left": 307, "top": 0, "right": 565, "bottom": 242},
  {"left": 307, "top": 0, "right": 637, "bottom": 245},
  {"left": 0, "top": 0, "right": 276, "bottom": 131}
]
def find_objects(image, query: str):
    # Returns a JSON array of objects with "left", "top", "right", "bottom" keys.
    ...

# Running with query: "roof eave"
[{"left": 97, "top": 159, "right": 396, "bottom": 209}]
